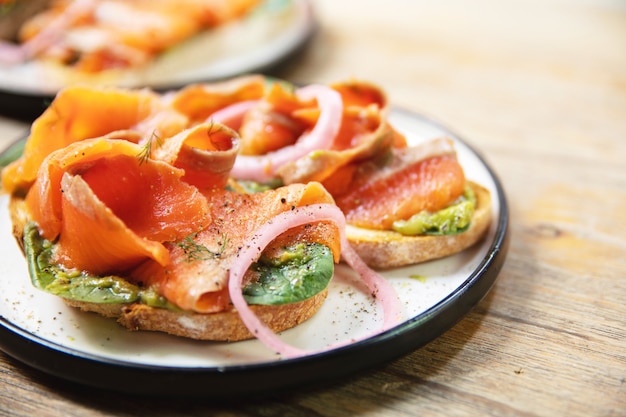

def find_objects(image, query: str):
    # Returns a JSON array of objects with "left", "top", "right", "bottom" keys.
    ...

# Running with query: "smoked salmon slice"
[
  {"left": 329, "top": 139, "right": 466, "bottom": 230},
  {"left": 169, "top": 75, "right": 266, "bottom": 125},
  {"left": 131, "top": 182, "right": 340, "bottom": 313},
  {"left": 237, "top": 82, "right": 311, "bottom": 155},
  {"left": 227, "top": 80, "right": 407, "bottom": 185},
  {"left": 25, "top": 138, "right": 209, "bottom": 275},
  {"left": 151, "top": 121, "right": 240, "bottom": 191},
  {"left": 1, "top": 86, "right": 188, "bottom": 194}
]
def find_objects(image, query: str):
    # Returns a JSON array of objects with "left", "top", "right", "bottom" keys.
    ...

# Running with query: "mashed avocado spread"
[
  {"left": 392, "top": 186, "right": 476, "bottom": 236},
  {"left": 22, "top": 223, "right": 334, "bottom": 311}
]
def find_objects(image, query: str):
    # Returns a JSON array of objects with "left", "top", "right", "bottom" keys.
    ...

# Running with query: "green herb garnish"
[{"left": 137, "top": 132, "right": 162, "bottom": 165}]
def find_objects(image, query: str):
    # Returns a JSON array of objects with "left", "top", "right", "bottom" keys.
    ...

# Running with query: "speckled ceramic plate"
[
  {"left": 0, "top": 0, "right": 316, "bottom": 118},
  {"left": 0, "top": 109, "right": 509, "bottom": 398}
]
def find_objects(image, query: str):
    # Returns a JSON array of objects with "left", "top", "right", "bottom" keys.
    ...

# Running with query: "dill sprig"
[
  {"left": 137, "top": 132, "right": 162, "bottom": 165},
  {"left": 176, "top": 232, "right": 229, "bottom": 263},
  {"left": 205, "top": 120, "right": 231, "bottom": 137}
]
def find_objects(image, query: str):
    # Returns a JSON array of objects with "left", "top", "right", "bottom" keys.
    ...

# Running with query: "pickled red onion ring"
[
  {"left": 230, "top": 84, "right": 343, "bottom": 183},
  {"left": 206, "top": 100, "right": 259, "bottom": 130},
  {"left": 228, "top": 203, "right": 402, "bottom": 358}
]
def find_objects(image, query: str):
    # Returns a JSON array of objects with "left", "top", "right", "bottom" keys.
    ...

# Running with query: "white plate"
[{"left": 0, "top": 109, "right": 509, "bottom": 397}]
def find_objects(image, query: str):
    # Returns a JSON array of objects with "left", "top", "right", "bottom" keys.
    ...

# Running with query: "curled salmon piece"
[
  {"left": 54, "top": 172, "right": 173, "bottom": 274},
  {"left": 25, "top": 138, "right": 209, "bottom": 275},
  {"left": 132, "top": 182, "right": 340, "bottom": 313},
  {"left": 237, "top": 82, "right": 310, "bottom": 155},
  {"left": 227, "top": 80, "right": 406, "bottom": 184},
  {"left": 151, "top": 122, "right": 240, "bottom": 191},
  {"left": 169, "top": 75, "right": 266, "bottom": 125},
  {"left": 1, "top": 86, "right": 187, "bottom": 194},
  {"left": 231, "top": 83, "right": 344, "bottom": 182},
  {"left": 330, "top": 138, "right": 466, "bottom": 230},
  {"left": 277, "top": 107, "right": 405, "bottom": 186},
  {"left": 280, "top": 80, "right": 408, "bottom": 182}
]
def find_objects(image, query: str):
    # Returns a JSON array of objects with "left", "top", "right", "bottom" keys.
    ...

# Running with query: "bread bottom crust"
[{"left": 64, "top": 289, "right": 328, "bottom": 342}]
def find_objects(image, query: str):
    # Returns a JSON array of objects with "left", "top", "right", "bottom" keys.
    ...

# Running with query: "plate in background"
[{"left": 0, "top": 0, "right": 316, "bottom": 119}]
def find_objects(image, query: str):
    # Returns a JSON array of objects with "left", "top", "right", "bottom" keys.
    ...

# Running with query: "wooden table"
[{"left": 1, "top": 0, "right": 625, "bottom": 415}]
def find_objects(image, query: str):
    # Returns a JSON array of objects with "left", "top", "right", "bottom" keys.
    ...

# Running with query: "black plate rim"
[{"left": 0, "top": 109, "right": 510, "bottom": 398}]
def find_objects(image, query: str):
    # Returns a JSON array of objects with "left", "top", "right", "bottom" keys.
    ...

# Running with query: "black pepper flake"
[{"left": 281, "top": 198, "right": 287, "bottom": 204}]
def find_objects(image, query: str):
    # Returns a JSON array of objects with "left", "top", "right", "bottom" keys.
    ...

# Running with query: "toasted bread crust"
[
  {"left": 64, "top": 289, "right": 328, "bottom": 342},
  {"left": 8, "top": 196, "right": 28, "bottom": 253},
  {"left": 346, "top": 181, "right": 493, "bottom": 269},
  {"left": 8, "top": 195, "right": 328, "bottom": 341}
]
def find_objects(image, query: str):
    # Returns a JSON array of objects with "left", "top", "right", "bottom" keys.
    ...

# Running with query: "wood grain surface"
[{"left": 1, "top": 0, "right": 625, "bottom": 415}]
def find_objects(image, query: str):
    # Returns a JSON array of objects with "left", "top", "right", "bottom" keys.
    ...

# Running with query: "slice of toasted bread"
[
  {"left": 346, "top": 181, "right": 493, "bottom": 269},
  {"left": 64, "top": 290, "right": 328, "bottom": 342},
  {"left": 8, "top": 196, "right": 28, "bottom": 253},
  {"left": 8, "top": 195, "right": 328, "bottom": 341}
]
